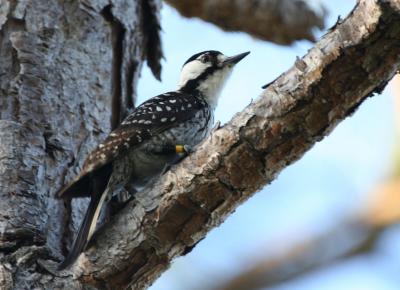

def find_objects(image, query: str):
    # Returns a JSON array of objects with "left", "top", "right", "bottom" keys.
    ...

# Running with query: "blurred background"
[{"left": 138, "top": 1, "right": 400, "bottom": 289}]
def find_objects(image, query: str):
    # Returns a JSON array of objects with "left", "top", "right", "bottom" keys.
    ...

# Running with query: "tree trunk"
[{"left": 0, "top": 0, "right": 160, "bottom": 288}]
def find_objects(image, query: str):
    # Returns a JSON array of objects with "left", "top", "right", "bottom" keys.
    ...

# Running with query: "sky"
[{"left": 137, "top": 1, "right": 400, "bottom": 289}]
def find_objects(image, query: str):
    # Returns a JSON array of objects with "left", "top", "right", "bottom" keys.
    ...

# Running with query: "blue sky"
[{"left": 138, "top": 1, "right": 399, "bottom": 289}]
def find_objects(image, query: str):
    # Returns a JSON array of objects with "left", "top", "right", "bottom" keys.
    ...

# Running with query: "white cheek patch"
[
  {"left": 178, "top": 61, "right": 210, "bottom": 88},
  {"left": 198, "top": 66, "right": 232, "bottom": 108}
]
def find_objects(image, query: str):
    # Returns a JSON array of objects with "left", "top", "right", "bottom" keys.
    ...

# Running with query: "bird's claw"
[
  {"left": 183, "top": 145, "right": 193, "bottom": 154},
  {"left": 212, "top": 121, "right": 221, "bottom": 133}
]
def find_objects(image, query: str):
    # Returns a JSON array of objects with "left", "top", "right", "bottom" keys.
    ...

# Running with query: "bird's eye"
[{"left": 200, "top": 55, "right": 209, "bottom": 63}]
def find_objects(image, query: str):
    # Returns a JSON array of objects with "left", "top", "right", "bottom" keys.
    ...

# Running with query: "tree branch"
[
  {"left": 66, "top": 0, "right": 400, "bottom": 289},
  {"left": 164, "top": 0, "right": 326, "bottom": 44}
]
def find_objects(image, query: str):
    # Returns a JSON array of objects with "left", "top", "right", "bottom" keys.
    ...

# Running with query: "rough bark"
[
  {"left": 164, "top": 0, "right": 326, "bottom": 44},
  {"left": 0, "top": 0, "right": 161, "bottom": 289},
  {"left": 52, "top": 0, "right": 400, "bottom": 289}
]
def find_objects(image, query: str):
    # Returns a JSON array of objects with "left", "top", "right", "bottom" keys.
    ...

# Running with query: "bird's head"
[{"left": 178, "top": 50, "right": 250, "bottom": 108}]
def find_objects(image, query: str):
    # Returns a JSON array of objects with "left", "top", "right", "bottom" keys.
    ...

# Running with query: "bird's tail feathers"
[
  {"left": 57, "top": 187, "right": 109, "bottom": 270},
  {"left": 56, "top": 173, "right": 91, "bottom": 199},
  {"left": 57, "top": 164, "right": 112, "bottom": 199}
]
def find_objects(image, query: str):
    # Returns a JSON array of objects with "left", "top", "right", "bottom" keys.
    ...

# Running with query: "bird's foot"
[
  {"left": 145, "top": 143, "right": 193, "bottom": 155},
  {"left": 108, "top": 191, "right": 134, "bottom": 217},
  {"left": 212, "top": 121, "right": 221, "bottom": 133},
  {"left": 176, "top": 144, "right": 193, "bottom": 154},
  {"left": 161, "top": 144, "right": 193, "bottom": 175}
]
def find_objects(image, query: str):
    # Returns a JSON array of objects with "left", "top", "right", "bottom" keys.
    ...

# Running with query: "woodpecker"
[{"left": 56, "top": 50, "right": 250, "bottom": 270}]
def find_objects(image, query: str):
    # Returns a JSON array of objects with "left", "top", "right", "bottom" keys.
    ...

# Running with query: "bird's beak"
[{"left": 223, "top": 51, "right": 250, "bottom": 66}]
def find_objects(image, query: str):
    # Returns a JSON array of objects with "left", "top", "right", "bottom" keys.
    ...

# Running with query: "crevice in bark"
[
  {"left": 43, "top": 130, "right": 64, "bottom": 160},
  {"left": 1, "top": 229, "right": 46, "bottom": 255},
  {"left": 2, "top": 18, "right": 26, "bottom": 122},
  {"left": 60, "top": 200, "right": 72, "bottom": 258},
  {"left": 216, "top": 176, "right": 238, "bottom": 196},
  {"left": 101, "top": 4, "right": 126, "bottom": 130}
]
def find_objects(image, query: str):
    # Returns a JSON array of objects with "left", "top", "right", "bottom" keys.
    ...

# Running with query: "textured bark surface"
[
  {"left": 54, "top": 0, "right": 400, "bottom": 289},
  {"left": 164, "top": 0, "right": 326, "bottom": 44},
  {"left": 0, "top": 0, "right": 161, "bottom": 289}
]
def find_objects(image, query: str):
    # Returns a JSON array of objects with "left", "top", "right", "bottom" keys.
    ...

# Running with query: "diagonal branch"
[
  {"left": 64, "top": 0, "right": 400, "bottom": 289},
  {"left": 164, "top": 0, "right": 326, "bottom": 44}
]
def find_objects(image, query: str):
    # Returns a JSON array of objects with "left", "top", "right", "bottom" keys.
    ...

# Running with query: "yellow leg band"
[{"left": 175, "top": 145, "right": 185, "bottom": 153}]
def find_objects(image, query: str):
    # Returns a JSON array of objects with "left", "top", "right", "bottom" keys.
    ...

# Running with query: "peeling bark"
[{"left": 164, "top": 0, "right": 326, "bottom": 44}]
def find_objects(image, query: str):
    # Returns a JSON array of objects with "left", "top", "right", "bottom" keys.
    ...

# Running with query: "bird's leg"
[
  {"left": 145, "top": 143, "right": 193, "bottom": 155},
  {"left": 143, "top": 143, "right": 194, "bottom": 174},
  {"left": 212, "top": 120, "right": 221, "bottom": 133},
  {"left": 90, "top": 187, "right": 135, "bottom": 247},
  {"left": 161, "top": 145, "right": 194, "bottom": 174},
  {"left": 108, "top": 186, "right": 135, "bottom": 217}
]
